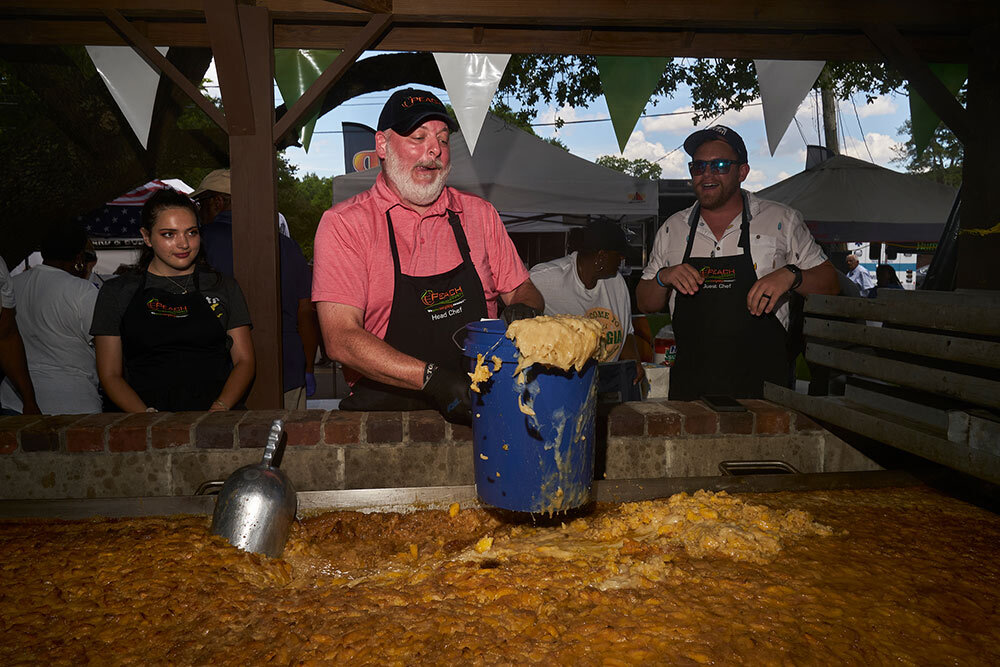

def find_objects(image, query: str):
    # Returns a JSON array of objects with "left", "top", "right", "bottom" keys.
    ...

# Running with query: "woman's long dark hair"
[{"left": 136, "top": 188, "right": 212, "bottom": 273}]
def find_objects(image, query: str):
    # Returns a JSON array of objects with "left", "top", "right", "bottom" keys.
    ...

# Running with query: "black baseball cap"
[
  {"left": 683, "top": 125, "right": 748, "bottom": 163},
  {"left": 377, "top": 88, "right": 458, "bottom": 135},
  {"left": 580, "top": 221, "right": 629, "bottom": 255}
]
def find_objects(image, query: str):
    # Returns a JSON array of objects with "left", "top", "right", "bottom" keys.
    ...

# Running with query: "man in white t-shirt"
[
  {"left": 0, "top": 257, "right": 40, "bottom": 414},
  {"left": 530, "top": 222, "right": 637, "bottom": 363},
  {"left": 0, "top": 226, "right": 100, "bottom": 414}
]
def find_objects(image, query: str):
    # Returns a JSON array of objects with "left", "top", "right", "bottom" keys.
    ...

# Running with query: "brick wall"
[{"left": 0, "top": 401, "right": 874, "bottom": 500}]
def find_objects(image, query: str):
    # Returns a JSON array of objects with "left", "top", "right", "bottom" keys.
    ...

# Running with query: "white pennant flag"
[
  {"left": 754, "top": 59, "right": 825, "bottom": 155},
  {"left": 433, "top": 52, "right": 511, "bottom": 155},
  {"left": 86, "top": 45, "right": 166, "bottom": 149}
]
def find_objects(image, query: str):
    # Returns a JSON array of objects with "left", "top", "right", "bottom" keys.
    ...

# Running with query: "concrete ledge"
[{"left": 0, "top": 401, "right": 879, "bottom": 499}]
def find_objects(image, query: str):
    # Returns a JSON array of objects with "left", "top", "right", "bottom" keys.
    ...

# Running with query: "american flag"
[{"left": 77, "top": 179, "right": 193, "bottom": 239}]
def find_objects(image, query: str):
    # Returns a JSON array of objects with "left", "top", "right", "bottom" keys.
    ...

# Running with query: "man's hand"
[
  {"left": 747, "top": 267, "right": 797, "bottom": 316},
  {"left": 657, "top": 264, "right": 704, "bottom": 295},
  {"left": 500, "top": 303, "right": 539, "bottom": 325},
  {"left": 423, "top": 364, "right": 472, "bottom": 425}
]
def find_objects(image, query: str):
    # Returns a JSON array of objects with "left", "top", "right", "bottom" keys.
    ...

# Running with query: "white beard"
[{"left": 383, "top": 142, "right": 451, "bottom": 207}]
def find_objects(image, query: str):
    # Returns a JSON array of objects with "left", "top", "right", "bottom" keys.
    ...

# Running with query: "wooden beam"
[
  {"left": 765, "top": 384, "right": 1000, "bottom": 485},
  {"left": 864, "top": 23, "right": 972, "bottom": 144},
  {"left": 100, "top": 8, "right": 227, "bottom": 132},
  {"left": 0, "top": 20, "right": 976, "bottom": 61},
  {"left": 273, "top": 13, "right": 392, "bottom": 146},
  {"left": 204, "top": 0, "right": 255, "bottom": 136},
  {"left": 805, "top": 344, "right": 1000, "bottom": 410},
  {"left": 326, "top": 0, "right": 392, "bottom": 13},
  {"left": 804, "top": 294, "right": 1000, "bottom": 336},
  {"left": 230, "top": 4, "right": 283, "bottom": 409},
  {"left": 802, "top": 319, "right": 1000, "bottom": 369}
]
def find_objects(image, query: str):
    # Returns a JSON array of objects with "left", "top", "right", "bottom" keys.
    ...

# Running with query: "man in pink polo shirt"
[{"left": 313, "top": 89, "right": 543, "bottom": 424}]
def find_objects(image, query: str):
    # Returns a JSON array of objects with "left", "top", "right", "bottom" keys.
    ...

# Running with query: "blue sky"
[{"left": 210, "top": 56, "right": 913, "bottom": 191}]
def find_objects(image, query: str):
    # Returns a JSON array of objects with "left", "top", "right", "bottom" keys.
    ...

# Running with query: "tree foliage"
[
  {"left": 595, "top": 155, "right": 662, "bottom": 180},
  {"left": 497, "top": 56, "right": 905, "bottom": 125},
  {"left": 890, "top": 119, "right": 963, "bottom": 187},
  {"left": 276, "top": 155, "right": 332, "bottom": 260}
]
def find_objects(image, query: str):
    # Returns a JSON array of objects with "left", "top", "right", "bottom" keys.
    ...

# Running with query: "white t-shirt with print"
[
  {"left": 530, "top": 252, "right": 634, "bottom": 361},
  {"left": 0, "top": 265, "right": 101, "bottom": 414},
  {"left": 641, "top": 190, "right": 827, "bottom": 329}
]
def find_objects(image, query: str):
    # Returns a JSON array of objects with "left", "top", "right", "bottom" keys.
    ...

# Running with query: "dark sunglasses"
[{"left": 688, "top": 159, "right": 742, "bottom": 175}]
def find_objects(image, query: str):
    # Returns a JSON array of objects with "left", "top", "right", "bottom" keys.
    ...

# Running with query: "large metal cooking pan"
[{"left": 0, "top": 470, "right": 922, "bottom": 520}]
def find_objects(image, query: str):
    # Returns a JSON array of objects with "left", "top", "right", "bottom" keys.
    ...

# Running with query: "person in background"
[
  {"left": 0, "top": 222, "right": 100, "bottom": 414},
  {"left": 92, "top": 189, "right": 255, "bottom": 413},
  {"left": 636, "top": 125, "right": 838, "bottom": 400},
  {"left": 529, "top": 221, "right": 644, "bottom": 384},
  {"left": 0, "top": 257, "right": 39, "bottom": 415},
  {"left": 194, "top": 169, "right": 319, "bottom": 409},
  {"left": 845, "top": 254, "right": 875, "bottom": 297},
  {"left": 313, "top": 88, "right": 543, "bottom": 424},
  {"left": 870, "top": 264, "right": 904, "bottom": 298}
]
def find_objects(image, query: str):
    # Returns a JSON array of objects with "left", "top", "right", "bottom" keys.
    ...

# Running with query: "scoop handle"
[{"left": 262, "top": 419, "right": 285, "bottom": 468}]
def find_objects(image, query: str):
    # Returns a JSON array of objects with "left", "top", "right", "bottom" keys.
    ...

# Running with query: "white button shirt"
[{"left": 641, "top": 191, "right": 827, "bottom": 329}]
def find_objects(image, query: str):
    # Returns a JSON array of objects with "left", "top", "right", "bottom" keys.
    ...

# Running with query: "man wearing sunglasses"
[{"left": 636, "top": 125, "right": 837, "bottom": 400}]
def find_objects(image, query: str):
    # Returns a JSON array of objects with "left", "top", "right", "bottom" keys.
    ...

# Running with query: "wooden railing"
[{"left": 766, "top": 289, "right": 1000, "bottom": 484}]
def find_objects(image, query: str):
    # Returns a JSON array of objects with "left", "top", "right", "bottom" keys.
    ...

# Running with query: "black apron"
[
  {"left": 669, "top": 193, "right": 789, "bottom": 400},
  {"left": 121, "top": 270, "right": 231, "bottom": 412},
  {"left": 340, "top": 209, "right": 488, "bottom": 411}
]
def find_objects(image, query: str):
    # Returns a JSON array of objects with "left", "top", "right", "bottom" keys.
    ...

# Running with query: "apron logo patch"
[
  {"left": 699, "top": 266, "right": 737, "bottom": 290},
  {"left": 421, "top": 287, "right": 467, "bottom": 320},
  {"left": 146, "top": 297, "right": 189, "bottom": 318}
]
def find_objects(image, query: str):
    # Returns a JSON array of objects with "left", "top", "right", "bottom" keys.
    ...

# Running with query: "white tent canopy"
[
  {"left": 332, "top": 112, "right": 658, "bottom": 225},
  {"left": 756, "top": 154, "right": 957, "bottom": 243}
]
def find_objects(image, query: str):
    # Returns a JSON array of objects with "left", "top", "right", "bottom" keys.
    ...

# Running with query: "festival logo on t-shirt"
[
  {"left": 421, "top": 286, "right": 466, "bottom": 322},
  {"left": 585, "top": 307, "right": 622, "bottom": 361},
  {"left": 146, "top": 297, "right": 188, "bottom": 318}
]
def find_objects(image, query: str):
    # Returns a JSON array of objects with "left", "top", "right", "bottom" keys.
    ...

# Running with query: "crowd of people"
[{"left": 2, "top": 89, "right": 900, "bottom": 422}]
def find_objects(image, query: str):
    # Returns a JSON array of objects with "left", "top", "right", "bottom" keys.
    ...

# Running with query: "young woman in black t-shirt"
[{"left": 92, "top": 189, "right": 255, "bottom": 412}]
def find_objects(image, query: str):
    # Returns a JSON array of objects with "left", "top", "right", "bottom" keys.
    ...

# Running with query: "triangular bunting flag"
[
  {"left": 274, "top": 49, "right": 341, "bottom": 152},
  {"left": 433, "top": 53, "right": 511, "bottom": 155},
  {"left": 754, "top": 59, "right": 826, "bottom": 155},
  {"left": 909, "top": 63, "right": 967, "bottom": 157},
  {"left": 596, "top": 56, "right": 670, "bottom": 153},
  {"left": 86, "top": 45, "right": 167, "bottom": 149}
]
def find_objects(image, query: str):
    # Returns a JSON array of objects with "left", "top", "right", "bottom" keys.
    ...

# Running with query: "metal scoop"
[{"left": 210, "top": 419, "right": 297, "bottom": 558}]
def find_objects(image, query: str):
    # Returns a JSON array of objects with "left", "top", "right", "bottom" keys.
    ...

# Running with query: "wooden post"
[
  {"left": 230, "top": 5, "right": 283, "bottom": 408},
  {"left": 956, "top": 25, "right": 1000, "bottom": 289}
]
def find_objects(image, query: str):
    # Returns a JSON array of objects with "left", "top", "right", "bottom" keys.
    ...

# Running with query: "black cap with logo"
[
  {"left": 377, "top": 88, "right": 458, "bottom": 135},
  {"left": 683, "top": 125, "right": 749, "bottom": 163}
]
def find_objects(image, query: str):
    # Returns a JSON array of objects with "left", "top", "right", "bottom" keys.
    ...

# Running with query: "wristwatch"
[{"left": 784, "top": 264, "right": 803, "bottom": 292}]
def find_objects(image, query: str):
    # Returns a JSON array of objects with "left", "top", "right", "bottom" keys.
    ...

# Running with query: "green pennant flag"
[
  {"left": 909, "top": 63, "right": 967, "bottom": 158},
  {"left": 274, "top": 49, "right": 341, "bottom": 152},
  {"left": 596, "top": 55, "right": 671, "bottom": 153}
]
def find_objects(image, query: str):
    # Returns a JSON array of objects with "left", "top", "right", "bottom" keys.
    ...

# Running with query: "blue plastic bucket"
[{"left": 464, "top": 319, "right": 597, "bottom": 513}]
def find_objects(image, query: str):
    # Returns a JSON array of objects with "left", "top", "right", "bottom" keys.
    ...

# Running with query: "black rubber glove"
[
  {"left": 500, "top": 302, "right": 540, "bottom": 325},
  {"left": 422, "top": 363, "right": 472, "bottom": 426}
]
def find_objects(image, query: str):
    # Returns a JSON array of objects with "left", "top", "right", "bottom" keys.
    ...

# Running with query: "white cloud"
[
  {"left": 642, "top": 106, "right": 698, "bottom": 133},
  {"left": 776, "top": 171, "right": 792, "bottom": 181},
  {"left": 535, "top": 105, "right": 603, "bottom": 140},
  {"left": 841, "top": 132, "right": 902, "bottom": 166},
  {"left": 855, "top": 95, "right": 898, "bottom": 118},
  {"left": 641, "top": 100, "right": 764, "bottom": 136},
  {"left": 743, "top": 168, "right": 769, "bottom": 192}
]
